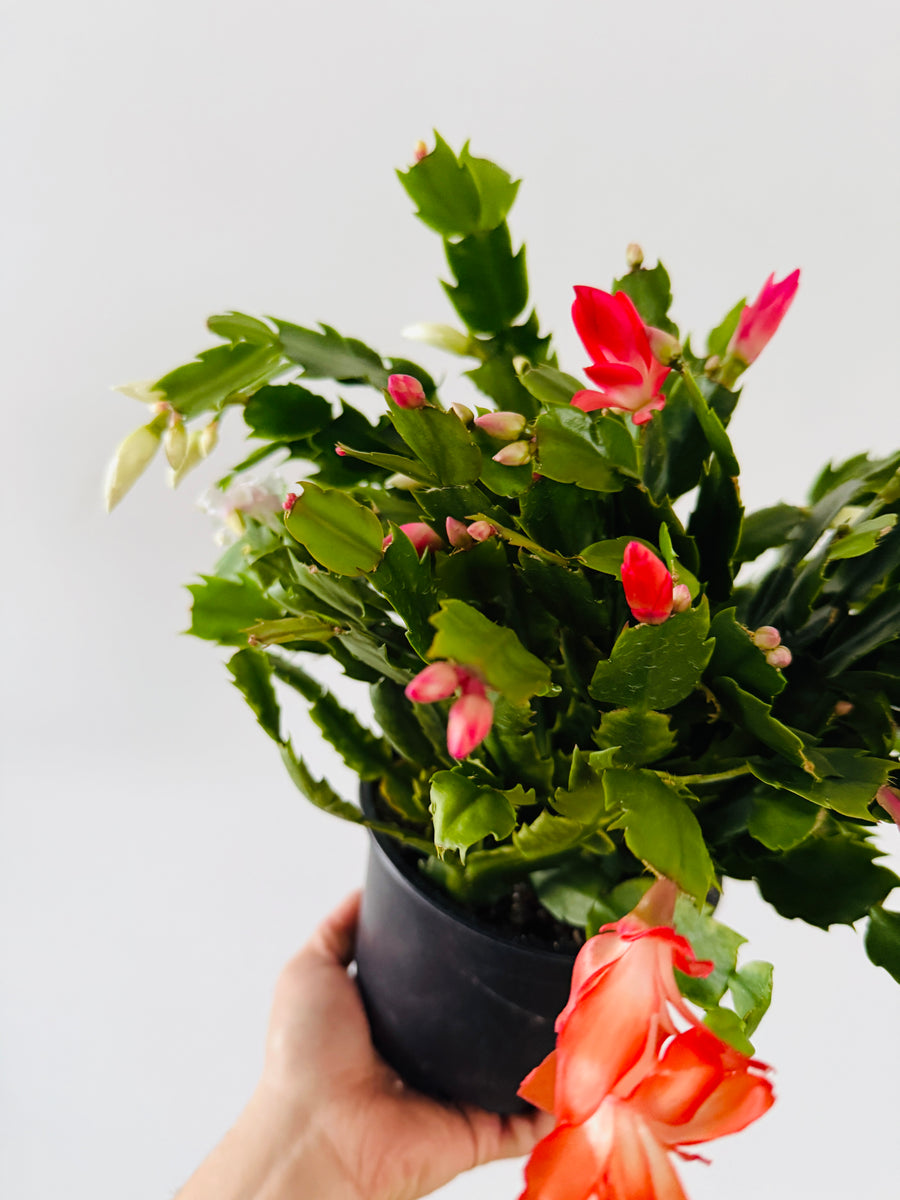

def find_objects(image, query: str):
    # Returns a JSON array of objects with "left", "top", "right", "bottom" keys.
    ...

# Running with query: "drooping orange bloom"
[{"left": 518, "top": 879, "right": 775, "bottom": 1200}]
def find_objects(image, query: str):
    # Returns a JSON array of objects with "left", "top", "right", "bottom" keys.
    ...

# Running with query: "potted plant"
[{"left": 105, "top": 135, "right": 900, "bottom": 1199}]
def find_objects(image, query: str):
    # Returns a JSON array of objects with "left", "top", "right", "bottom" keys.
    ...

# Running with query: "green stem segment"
[
  {"left": 661, "top": 764, "right": 752, "bottom": 787},
  {"left": 677, "top": 363, "right": 741, "bottom": 479}
]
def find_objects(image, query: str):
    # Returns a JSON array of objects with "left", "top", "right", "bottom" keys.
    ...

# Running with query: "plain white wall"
[{"left": 3, "top": 1, "right": 899, "bottom": 1197}]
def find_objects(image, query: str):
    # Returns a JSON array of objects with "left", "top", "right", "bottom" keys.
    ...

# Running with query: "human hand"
[{"left": 178, "top": 891, "right": 552, "bottom": 1200}]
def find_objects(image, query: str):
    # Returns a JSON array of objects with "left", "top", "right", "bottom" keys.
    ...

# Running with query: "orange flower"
[
  {"left": 521, "top": 880, "right": 712, "bottom": 1124},
  {"left": 520, "top": 1028, "right": 773, "bottom": 1200},
  {"left": 518, "top": 880, "right": 775, "bottom": 1200}
]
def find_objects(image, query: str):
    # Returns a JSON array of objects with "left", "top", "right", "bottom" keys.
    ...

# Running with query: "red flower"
[
  {"left": 726, "top": 270, "right": 800, "bottom": 366},
  {"left": 571, "top": 286, "right": 671, "bottom": 425},
  {"left": 621, "top": 541, "right": 674, "bottom": 625}
]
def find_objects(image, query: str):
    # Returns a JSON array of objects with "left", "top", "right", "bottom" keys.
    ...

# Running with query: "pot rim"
[{"left": 361, "top": 781, "right": 578, "bottom": 965}]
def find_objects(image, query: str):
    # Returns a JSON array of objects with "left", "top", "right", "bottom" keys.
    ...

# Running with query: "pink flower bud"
[
  {"left": 445, "top": 517, "right": 474, "bottom": 548},
  {"left": 405, "top": 662, "right": 462, "bottom": 704},
  {"left": 398, "top": 522, "right": 444, "bottom": 555},
  {"left": 446, "top": 692, "right": 494, "bottom": 759},
  {"left": 387, "top": 374, "right": 428, "bottom": 409},
  {"left": 671, "top": 583, "right": 692, "bottom": 612},
  {"left": 833, "top": 700, "right": 854, "bottom": 717},
  {"left": 765, "top": 645, "right": 792, "bottom": 669},
  {"left": 413, "top": 140, "right": 428, "bottom": 162},
  {"left": 727, "top": 270, "right": 801, "bottom": 366},
  {"left": 621, "top": 541, "right": 673, "bottom": 625},
  {"left": 467, "top": 520, "right": 497, "bottom": 542},
  {"left": 474, "top": 411, "right": 528, "bottom": 440},
  {"left": 492, "top": 440, "right": 534, "bottom": 467},
  {"left": 335, "top": 444, "right": 348, "bottom": 456},
  {"left": 283, "top": 492, "right": 298, "bottom": 514},
  {"left": 751, "top": 626, "right": 782, "bottom": 650},
  {"left": 876, "top": 785, "right": 900, "bottom": 826},
  {"left": 457, "top": 669, "right": 487, "bottom": 697}
]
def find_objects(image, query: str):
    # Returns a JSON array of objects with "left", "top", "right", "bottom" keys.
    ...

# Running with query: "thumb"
[{"left": 302, "top": 890, "right": 361, "bottom": 967}]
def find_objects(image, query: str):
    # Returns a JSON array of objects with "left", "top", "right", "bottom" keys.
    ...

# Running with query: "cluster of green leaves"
[{"left": 123, "top": 135, "right": 900, "bottom": 994}]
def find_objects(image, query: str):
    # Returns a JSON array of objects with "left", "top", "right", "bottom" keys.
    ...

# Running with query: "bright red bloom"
[
  {"left": 621, "top": 541, "right": 674, "bottom": 625},
  {"left": 571, "top": 286, "right": 671, "bottom": 425},
  {"left": 726, "top": 270, "right": 800, "bottom": 366}
]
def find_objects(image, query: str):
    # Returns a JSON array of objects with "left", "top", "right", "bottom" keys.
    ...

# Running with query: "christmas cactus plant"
[{"left": 106, "top": 135, "right": 900, "bottom": 1199}]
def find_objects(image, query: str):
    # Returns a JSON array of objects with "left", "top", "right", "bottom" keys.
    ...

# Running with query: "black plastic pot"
[{"left": 355, "top": 786, "right": 577, "bottom": 1114}]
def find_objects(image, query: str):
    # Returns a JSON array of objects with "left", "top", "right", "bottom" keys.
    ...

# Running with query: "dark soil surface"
[{"left": 387, "top": 837, "right": 584, "bottom": 956}]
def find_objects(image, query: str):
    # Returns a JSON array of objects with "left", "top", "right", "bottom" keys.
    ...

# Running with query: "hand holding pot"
[{"left": 177, "top": 891, "right": 552, "bottom": 1200}]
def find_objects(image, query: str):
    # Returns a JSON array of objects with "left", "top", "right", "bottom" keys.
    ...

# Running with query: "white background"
[{"left": 3, "top": 1, "right": 900, "bottom": 1197}]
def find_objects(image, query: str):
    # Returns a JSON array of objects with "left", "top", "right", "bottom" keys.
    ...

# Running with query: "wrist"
[{"left": 177, "top": 1087, "right": 360, "bottom": 1200}]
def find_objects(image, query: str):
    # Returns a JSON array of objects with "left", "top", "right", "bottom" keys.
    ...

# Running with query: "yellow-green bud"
[
  {"left": 164, "top": 415, "right": 188, "bottom": 470},
  {"left": 401, "top": 323, "right": 474, "bottom": 357},
  {"left": 104, "top": 413, "right": 166, "bottom": 511}
]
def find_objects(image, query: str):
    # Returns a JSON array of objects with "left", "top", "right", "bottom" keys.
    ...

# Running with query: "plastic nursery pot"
[{"left": 354, "top": 783, "right": 577, "bottom": 1114}]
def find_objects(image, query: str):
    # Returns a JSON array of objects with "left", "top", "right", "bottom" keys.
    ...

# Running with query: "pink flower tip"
[
  {"left": 751, "top": 625, "right": 782, "bottom": 650},
  {"left": 282, "top": 492, "right": 298, "bottom": 514},
  {"left": 445, "top": 516, "right": 473, "bottom": 548},
  {"left": 397, "top": 521, "right": 443, "bottom": 556},
  {"left": 405, "top": 661, "right": 463, "bottom": 704},
  {"left": 334, "top": 444, "right": 348, "bottom": 456},
  {"left": 671, "top": 583, "right": 692, "bottom": 612},
  {"left": 413, "top": 140, "right": 428, "bottom": 163},
  {"left": 387, "top": 374, "right": 428, "bottom": 409},
  {"left": 474, "top": 411, "right": 528, "bottom": 440},
  {"left": 492, "top": 440, "right": 533, "bottom": 466},
  {"left": 727, "top": 269, "right": 800, "bottom": 366},
  {"left": 765, "top": 645, "right": 792, "bottom": 669},
  {"left": 621, "top": 541, "right": 673, "bottom": 625},
  {"left": 446, "top": 692, "right": 494, "bottom": 759},
  {"left": 467, "top": 520, "right": 497, "bottom": 542},
  {"left": 876, "top": 785, "right": 900, "bottom": 826}
]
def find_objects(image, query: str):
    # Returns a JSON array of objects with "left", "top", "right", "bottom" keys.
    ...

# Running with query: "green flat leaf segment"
[
  {"left": 397, "top": 132, "right": 519, "bottom": 237},
  {"left": 274, "top": 319, "right": 388, "bottom": 388},
  {"left": 153, "top": 341, "right": 286, "bottom": 418},
  {"left": 749, "top": 747, "right": 893, "bottom": 820},
  {"left": 535, "top": 407, "right": 637, "bottom": 492},
  {"left": 387, "top": 399, "right": 482, "bottom": 485},
  {"left": 443, "top": 223, "right": 527, "bottom": 334},
  {"left": 712, "top": 677, "right": 813, "bottom": 772},
  {"left": 589, "top": 601, "right": 714, "bottom": 712},
  {"left": 865, "top": 907, "right": 900, "bottom": 985},
  {"left": 284, "top": 482, "right": 384, "bottom": 576},
  {"left": 593, "top": 709, "right": 676, "bottom": 767},
  {"left": 747, "top": 786, "right": 820, "bottom": 851},
  {"left": 427, "top": 599, "right": 552, "bottom": 704},
  {"left": 517, "top": 363, "right": 582, "bottom": 408},
  {"left": 604, "top": 769, "right": 714, "bottom": 901},
  {"left": 430, "top": 771, "right": 516, "bottom": 861},
  {"left": 187, "top": 575, "right": 282, "bottom": 646}
]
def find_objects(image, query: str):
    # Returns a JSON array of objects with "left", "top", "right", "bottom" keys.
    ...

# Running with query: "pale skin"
[{"left": 177, "top": 891, "right": 553, "bottom": 1200}]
